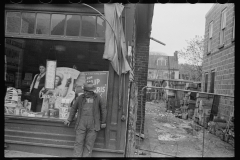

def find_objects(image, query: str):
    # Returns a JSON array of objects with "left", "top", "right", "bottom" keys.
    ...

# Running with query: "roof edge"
[{"left": 205, "top": 4, "right": 217, "bottom": 18}]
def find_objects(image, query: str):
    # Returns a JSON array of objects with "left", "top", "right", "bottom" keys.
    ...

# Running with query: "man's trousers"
[{"left": 73, "top": 116, "right": 98, "bottom": 157}]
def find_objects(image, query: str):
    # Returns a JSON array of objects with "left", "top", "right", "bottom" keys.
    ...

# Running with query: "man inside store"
[
  {"left": 64, "top": 82, "right": 107, "bottom": 157},
  {"left": 30, "top": 64, "right": 46, "bottom": 112}
]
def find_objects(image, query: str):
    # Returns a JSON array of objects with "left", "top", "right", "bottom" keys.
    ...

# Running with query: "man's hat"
[{"left": 83, "top": 82, "right": 96, "bottom": 92}]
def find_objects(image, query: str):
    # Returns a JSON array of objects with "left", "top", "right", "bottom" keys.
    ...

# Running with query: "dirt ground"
[{"left": 135, "top": 101, "right": 234, "bottom": 157}]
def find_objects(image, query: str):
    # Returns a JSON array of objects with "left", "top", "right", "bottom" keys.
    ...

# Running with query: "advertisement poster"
[
  {"left": 41, "top": 69, "right": 109, "bottom": 113},
  {"left": 83, "top": 71, "right": 109, "bottom": 104},
  {"left": 41, "top": 67, "right": 80, "bottom": 112}
]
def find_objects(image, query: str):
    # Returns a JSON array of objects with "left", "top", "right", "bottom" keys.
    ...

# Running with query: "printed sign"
[
  {"left": 45, "top": 60, "right": 57, "bottom": 89},
  {"left": 84, "top": 71, "right": 109, "bottom": 103},
  {"left": 41, "top": 67, "right": 80, "bottom": 112}
]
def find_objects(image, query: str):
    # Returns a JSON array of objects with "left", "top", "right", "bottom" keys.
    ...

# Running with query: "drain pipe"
[
  {"left": 137, "top": 86, "right": 148, "bottom": 155},
  {"left": 202, "top": 114, "right": 205, "bottom": 157},
  {"left": 124, "top": 81, "right": 133, "bottom": 157}
]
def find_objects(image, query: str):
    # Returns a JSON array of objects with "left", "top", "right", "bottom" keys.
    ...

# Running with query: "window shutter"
[
  {"left": 209, "top": 21, "right": 213, "bottom": 38},
  {"left": 233, "top": 16, "right": 235, "bottom": 40},
  {"left": 208, "top": 39, "right": 211, "bottom": 53},
  {"left": 221, "top": 9, "right": 227, "bottom": 29},
  {"left": 220, "top": 31, "right": 223, "bottom": 45}
]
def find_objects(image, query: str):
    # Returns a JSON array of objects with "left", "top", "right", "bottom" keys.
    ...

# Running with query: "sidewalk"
[{"left": 4, "top": 150, "right": 58, "bottom": 157}]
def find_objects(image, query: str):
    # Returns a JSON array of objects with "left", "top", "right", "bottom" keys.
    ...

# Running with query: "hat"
[
  {"left": 56, "top": 72, "right": 64, "bottom": 81},
  {"left": 83, "top": 82, "right": 96, "bottom": 92}
]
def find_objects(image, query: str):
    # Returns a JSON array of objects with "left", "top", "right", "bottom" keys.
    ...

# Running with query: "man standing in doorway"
[
  {"left": 64, "top": 82, "right": 107, "bottom": 157},
  {"left": 30, "top": 64, "right": 46, "bottom": 112}
]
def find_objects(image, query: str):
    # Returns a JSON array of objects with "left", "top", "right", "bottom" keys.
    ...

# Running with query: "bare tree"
[{"left": 178, "top": 35, "right": 204, "bottom": 81}]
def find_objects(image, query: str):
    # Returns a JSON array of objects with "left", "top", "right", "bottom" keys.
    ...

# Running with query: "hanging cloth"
[{"left": 103, "top": 3, "right": 131, "bottom": 75}]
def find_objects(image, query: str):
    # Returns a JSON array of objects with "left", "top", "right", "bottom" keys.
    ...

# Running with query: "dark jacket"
[
  {"left": 30, "top": 74, "right": 46, "bottom": 93},
  {"left": 68, "top": 93, "right": 107, "bottom": 131}
]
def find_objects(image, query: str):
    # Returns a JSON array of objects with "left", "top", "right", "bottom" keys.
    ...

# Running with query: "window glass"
[
  {"left": 66, "top": 15, "right": 80, "bottom": 36},
  {"left": 6, "top": 12, "right": 21, "bottom": 33},
  {"left": 21, "top": 12, "right": 36, "bottom": 34},
  {"left": 96, "top": 16, "right": 105, "bottom": 38},
  {"left": 5, "top": 37, "right": 108, "bottom": 90},
  {"left": 221, "top": 9, "right": 227, "bottom": 29},
  {"left": 81, "top": 16, "right": 96, "bottom": 37},
  {"left": 36, "top": 13, "right": 50, "bottom": 35},
  {"left": 51, "top": 14, "right": 66, "bottom": 36}
]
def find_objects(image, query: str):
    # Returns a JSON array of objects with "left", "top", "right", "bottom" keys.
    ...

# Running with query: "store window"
[
  {"left": 66, "top": 15, "right": 81, "bottom": 37},
  {"left": 5, "top": 11, "right": 106, "bottom": 40},
  {"left": 96, "top": 16, "right": 105, "bottom": 38},
  {"left": 82, "top": 16, "right": 96, "bottom": 37},
  {"left": 5, "top": 9, "right": 109, "bottom": 119},
  {"left": 6, "top": 12, "right": 21, "bottom": 33},
  {"left": 21, "top": 12, "right": 36, "bottom": 34},
  {"left": 36, "top": 13, "right": 51, "bottom": 35},
  {"left": 51, "top": 14, "right": 66, "bottom": 36}
]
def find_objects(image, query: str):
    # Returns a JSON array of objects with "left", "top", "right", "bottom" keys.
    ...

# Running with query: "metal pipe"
[
  {"left": 124, "top": 81, "right": 132, "bottom": 157},
  {"left": 144, "top": 86, "right": 234, "bottom": 98},
  {"left": 150, "top": 37, "right": 166, "bottom": 46},
  {"left": 202, "top": 114, "right": 205, "bottom": 157},
  {"left": 138, "top": 86, "right": 149, "bottom": 155},
  {"left": 148, "top": 78, "right": 201, "bottom": 83}
]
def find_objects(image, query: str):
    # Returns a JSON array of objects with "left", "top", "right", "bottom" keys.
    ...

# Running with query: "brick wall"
[
  {"left": 202, "top": 3, "right": 234, "bottom": 121},
  {"left": 134, "top": 40, "right": 150, "bottom": 135}
]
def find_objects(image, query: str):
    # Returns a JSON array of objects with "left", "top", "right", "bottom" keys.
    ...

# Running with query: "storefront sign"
[
  {"left": 45, "top": 60, "right": 57, "bottom": 89},
  {"left": 84, "top": 71, "right": 109, "bottom": 103}
]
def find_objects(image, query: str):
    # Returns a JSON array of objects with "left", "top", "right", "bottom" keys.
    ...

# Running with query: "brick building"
[
  {"left": 202, "top": 3, "right": 234, "bottom": 120},
  {"left": 147, "top": 51, "right": 179, "bottom": 83}
]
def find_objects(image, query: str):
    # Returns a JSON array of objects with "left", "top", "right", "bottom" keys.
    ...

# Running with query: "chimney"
[{"left": 174, "top": 51, "right": 178, "bottom": 62}]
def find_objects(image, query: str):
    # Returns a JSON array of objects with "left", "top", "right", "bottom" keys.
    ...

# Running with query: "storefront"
[{"left": 4, "top": 3, "right": 154, "bottom": 157}]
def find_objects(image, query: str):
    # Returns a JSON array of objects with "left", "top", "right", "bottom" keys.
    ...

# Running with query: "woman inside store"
[
  {"left": 40, "top": 72, "right": 72, "bottom": 112},
  {"left": 30, "top": 64, "right": 46, "bottom": 112}
]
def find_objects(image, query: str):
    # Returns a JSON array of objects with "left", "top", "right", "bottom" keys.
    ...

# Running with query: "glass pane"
[
  {"left": 6, "top": 12, "right": 21, "bottom": 33},
  {"left": 5, "top": 38, "right": 25, "bottom": 88},
  {"left": 96, "top": 16, "right": 105, "bottom": 38},
  {"left": 66, "top": 15, "right": 80, "bottom": 36},
  {"left": 81, "top": 16, "right": 96, "bottom": 37},
  {"left": 21, "top": 12, "right": 36, "bottom": 34},
  {"left": 36, "top": 13, "right": 50, "bottom": 35},
  {"left": 51, "top": 14, "right": 65, "bottom": 36}
]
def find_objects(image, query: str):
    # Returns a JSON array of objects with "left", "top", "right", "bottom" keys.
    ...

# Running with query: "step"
[{"left": 5, "top": 129, "right": 75, "bottom": 141}]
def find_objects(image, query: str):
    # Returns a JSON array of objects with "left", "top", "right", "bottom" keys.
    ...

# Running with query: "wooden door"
[{"left": 94, "top": 64, "right": 129, "bottom": 153}]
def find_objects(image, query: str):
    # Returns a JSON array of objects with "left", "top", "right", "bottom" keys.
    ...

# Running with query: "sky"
[{"left": 150, "top": 4, "right": 214, "bottom": 63}]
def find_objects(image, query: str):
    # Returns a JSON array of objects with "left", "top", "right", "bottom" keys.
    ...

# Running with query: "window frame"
[
  {"left": 5, "top": 10, "right": 105, "bottom": 43},
  {"left": 232, "top": 16, "right": 235, "bottom": 42},
  {"left": 209, "top": 70, "right": 215, "bottom": 93},
  {"left": 207, "top": 21, "right": 213, "bottom": 54},
  {"left": 204, "top": 72, "right": 208, "bottom": 92},
  {"left": 219, "top": 8, "right": 227, "bottom": 48}
]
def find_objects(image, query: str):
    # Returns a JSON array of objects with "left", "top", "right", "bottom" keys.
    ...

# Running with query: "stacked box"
[
  {"left": 196, "top": 93, "right": 214, "bottom": 99},
  {"left": 188, "top": 109, "right": 194, "bottom": 119}
]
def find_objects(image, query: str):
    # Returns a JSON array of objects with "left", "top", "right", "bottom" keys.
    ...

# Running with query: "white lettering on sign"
[
  {"left": 87, "top": 76, "right": 93, "bottom": 80},
  {"left": 95, "top": 87, "right": 105, "bottom": 93}
]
